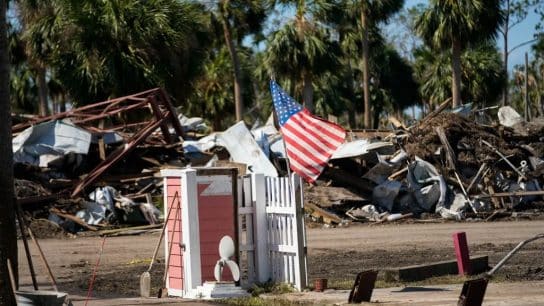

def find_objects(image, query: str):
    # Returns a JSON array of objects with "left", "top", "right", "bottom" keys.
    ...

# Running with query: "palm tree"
[
  {"left": 415, "top": 0, "right": 504, "bottom": 107},
  {"left": 414, "top": 42, "right": 506, "bottom": 108},
  {"left": 19, "top": 0, "right": 211, "bottom": 105},
  {"left": 263, "top": 1, "right": 341, "bottom": 112},
  {"left": 212, "top": 0, "right": 269, "bottom": 122},
  {"left": 0, "top": 1, "right": 17, "bottom": 304},
  {"left": 322, "top": 0, "right": 402, "bottom": 127},
  {"left": 187, "top": 46, "right": 255, "bottom": 130},
  {"left": 358, "top": 0, "right": 403, "bottom": 128}
]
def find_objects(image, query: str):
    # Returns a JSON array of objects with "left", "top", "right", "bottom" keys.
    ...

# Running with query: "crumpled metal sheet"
[
  {"left": 331, "top": 139, "right": 395, "bottom": 160},
  {"left": 218, "top": 121, "right": 278, "bottom": 177},
  {"left": 498, "top": 106, "right": 523, "bottom": 127},
  {"left": 12, "top": 119, "right": 92, "bottom": 166},
  {"left": 363, "top": 150, "right": 407, "bottom": 184},
  {"left": 372, "top": 180, "right": 402, "bottom": 211},
  {"left": 408, "top": 156, "right": 462, "bottom": 220}
]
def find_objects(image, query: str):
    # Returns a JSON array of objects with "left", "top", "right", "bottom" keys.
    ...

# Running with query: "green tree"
[
  {"left": 414, "top": 43, "right": 506, "bottom": 109},
  {"left": 212, "top": 0, "right": 269, "bottom": 122},
  {"left": 263, "top": 0, "right": 341, "bottom": 113},
  {"left": 0, "top": 0, "right": 17, "bottom": 304},
  {"left": 500, "top": 0, "right": 543, "bottom": 106},
  {"left": 358, "top": 0, "right": 403, "bottom": 128},
  {"left": 19, "top": 0, "right": 211, "bottom": 105},
  {"left": 187, "top": 46, "right": 255, "bottom": 130},
  {"left": 321, "top": 0, "right": 403, "bottom": 127},
  {"left": 416, "top": 0, "right": 504, "bottom": 107}
]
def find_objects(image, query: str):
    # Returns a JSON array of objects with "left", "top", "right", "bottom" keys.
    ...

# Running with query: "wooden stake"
[
  {"left": 15, "top": 205, "right": 38, "bottom": 290},
  {"left": 28, "top": 228, "right": 58, "bottom": 291}
]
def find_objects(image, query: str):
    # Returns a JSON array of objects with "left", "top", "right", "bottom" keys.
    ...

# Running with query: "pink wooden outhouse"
[{"left": 161, "top": 168, "right": 238, "bottom": 297}]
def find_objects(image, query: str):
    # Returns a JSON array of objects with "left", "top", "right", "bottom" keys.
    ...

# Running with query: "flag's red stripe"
[
  {"left": 286, "top": 148, "right": 322, "bottom": 176},
  {"left": 290, "top": 112, "right": 345, "bottom": 147},
  {"left": 282, "top": 122, "right": 330, "bottom": 159},
  {"left": 296, "top": 110, "right": 345, "bottom": 143},
  {"left": 287, "top": 115, "right": 342, "bottom": 151},
  {"left": 283, "top": 131, "right": 327, "bottom": 166}
]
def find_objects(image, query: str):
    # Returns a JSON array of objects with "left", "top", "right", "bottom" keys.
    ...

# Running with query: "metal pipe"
[{"left": 487, "top": 233, "right": 544, "bottom": 277}]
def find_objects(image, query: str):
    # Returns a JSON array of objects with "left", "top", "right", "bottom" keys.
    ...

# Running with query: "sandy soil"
[{"left": 14, "top": 220, "right": 544, "bottom": 304}]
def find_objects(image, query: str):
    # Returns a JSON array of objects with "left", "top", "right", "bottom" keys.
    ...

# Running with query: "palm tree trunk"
[
  {"left": 0, "top": 1, "right": 18, "bottom": 304},
  {"left": 302, "top": 70, "right": 314, "bottom": 112},
  {"left": 37, "top": 66, "right": 48, "bottom": 116},
  {"left": 451, "top": 39, "right": 462, "bottom": 108},
  {"left": 502, "top": 0, "right": 509, "bottom": 106},
  {"left": 220, "top": 1, "right": 243, "bottom": 122},
  {"left": 361, "top": 9, "right": 371, "bottom": 128},
  {"left": 345, "top": 60, "right": 356, "bottom": 128},
  {"left": 372, "top": 103, "right": 382, "bottom": 129}
]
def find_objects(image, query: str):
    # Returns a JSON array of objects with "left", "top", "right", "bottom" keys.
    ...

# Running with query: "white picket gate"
[{"left": 237, "top": 173, "right": 308, "bottom": 291}]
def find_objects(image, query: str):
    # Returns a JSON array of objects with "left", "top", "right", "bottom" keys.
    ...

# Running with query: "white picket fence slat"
[{"left": 237, "top": 173, "right": 307, "bottom": 290}]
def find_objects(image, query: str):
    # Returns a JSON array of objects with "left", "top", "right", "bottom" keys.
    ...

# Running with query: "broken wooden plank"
[
  {"left": 388, "top": 167, "right": 408, "bottom": 180},
  {"left": 49, "top": 208, "right": 98, "bottom": 231},
  {"left": 305, "top": 202, "right": 343, "bottom": 224},
  {"left": 435, "top": 126, "right": 457, "bottom": 170},
  {"left": 474, "top": 190, "right": 544, "bottom": 198},
  {"left": 482, "top": 140, "right": 527, "bottom": 180},
  {"left": 388, "top": 116, "right": 407, "bottom": 130},
  {"left": 304, "top": 185, "right": 368, "bottom": 208},
  {"left": 417, "top": 97, "right": 452, "bottom": 130}
]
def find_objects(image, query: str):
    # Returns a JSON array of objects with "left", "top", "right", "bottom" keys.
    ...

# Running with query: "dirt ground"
[{"left": 15, "top": 220, "right": 544, "bottom": 304}]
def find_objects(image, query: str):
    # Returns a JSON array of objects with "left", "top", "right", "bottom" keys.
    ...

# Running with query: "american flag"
[{"left": 270, "top": 80, "right": 346, "bottom": 182}]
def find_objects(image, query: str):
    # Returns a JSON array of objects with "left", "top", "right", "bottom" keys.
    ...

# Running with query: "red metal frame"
[{"left": 12, "top": 88, "right": 186, "bottom": 197}]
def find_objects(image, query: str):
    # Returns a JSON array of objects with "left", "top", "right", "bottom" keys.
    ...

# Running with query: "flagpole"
[{"left": 270, "top": 78, "right": 295, "bottom": 188}]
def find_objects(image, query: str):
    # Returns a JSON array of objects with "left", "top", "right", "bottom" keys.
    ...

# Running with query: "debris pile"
[
  {"left": 13, "top": 89, "right": 544, "bottom": 233},
  {"left": 307, "top": 106, "right": 544, "bottom": 224},
  {"left": 14, "top": 88, "right": 188, "bottom": 234}
]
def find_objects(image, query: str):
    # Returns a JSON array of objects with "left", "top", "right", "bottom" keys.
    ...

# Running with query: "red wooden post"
[{"left": 453, "top": 232, "right": 472, "bottom": 275}]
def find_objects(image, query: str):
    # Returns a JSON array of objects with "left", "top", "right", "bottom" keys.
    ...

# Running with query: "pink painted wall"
[
  {"left": 197, "top": 182, "right": 236, "bottom": 282},
  {"left": 165, "top": 177, "right": 183, "bottom": 291},
  {"left": 165, "top": 174, "right": 237, "bottom": 292}
]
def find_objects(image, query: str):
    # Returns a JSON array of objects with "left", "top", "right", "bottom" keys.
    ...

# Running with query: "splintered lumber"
[
  {"left": 435, "top": 126, "right": 457, "bottom": 170},
  {"left": 388, "top": 116, "right": 407, "bottom": 130},
  {"left": 28, "top": 228, "right": 58, "bottom": 291},
  {"left": 49, "top": 208, "right": 98, "bottom": 231},
  {"left": 416, "top": 97, "right": 452, "bottom": 129},
  {"left": 474, "top": 190, "right": 544, "bottom": 199},
  {"left": 482, "top": 140, "right": 527, "bottom": 180},
  {"left": 304, "top": 185, "right": 367, "bottom": 208},
  {"left": 305, "top": 202, "right": 343, "bottom": 224}
]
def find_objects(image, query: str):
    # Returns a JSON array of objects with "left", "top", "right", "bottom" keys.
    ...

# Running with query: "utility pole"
[{"left": 524, "top": 52, "right": 531, "bottom": 121}]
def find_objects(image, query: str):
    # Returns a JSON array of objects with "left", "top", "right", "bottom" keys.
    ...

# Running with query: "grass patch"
[
  {"left": 248, "top": 282, "right": 295, "bottom": 297},
  {"left": 215, "top": 297, "right": 312, "bottom": 306}
]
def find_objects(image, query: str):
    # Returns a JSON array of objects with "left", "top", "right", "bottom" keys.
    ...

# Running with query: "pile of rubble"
[
  {"left": 13, "top": 88, "right": 544, "bottom": 233},
  {"left": 307, "top": 105, "right": 544, "bottom": 224},
  {"left": 14, "top": 89, "right": 192, "bottom": 234}
]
